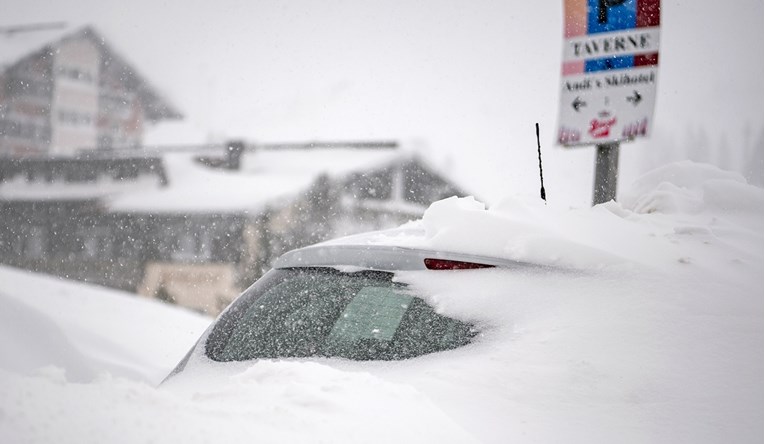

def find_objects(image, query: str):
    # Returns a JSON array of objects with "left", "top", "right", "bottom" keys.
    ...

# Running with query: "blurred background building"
[
  {"left": 0, "top": 24, "right": 469, "bottom": 314},
  {"left": 0, "top": 142, "right": 465, "bottom": 313},
  {"left": 0, "top": 25, "right": 180, "bottom": 157}
]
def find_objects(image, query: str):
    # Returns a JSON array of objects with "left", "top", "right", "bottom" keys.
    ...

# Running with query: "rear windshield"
[{"left": 205, "top": 268, "right": 477, "bottom": 362}]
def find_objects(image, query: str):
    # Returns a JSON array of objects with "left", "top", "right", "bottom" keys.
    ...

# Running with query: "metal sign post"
[
  {"left": 593, "top": 142, "right": 619, "bottom": 204},
  {"left": 556, "top": 0, "right": 661, "bottom": 205}
]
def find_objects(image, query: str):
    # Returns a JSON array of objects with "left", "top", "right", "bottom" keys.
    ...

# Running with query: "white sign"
[{"left": 557, "top": 0, "right": 661, "bottom": 146}]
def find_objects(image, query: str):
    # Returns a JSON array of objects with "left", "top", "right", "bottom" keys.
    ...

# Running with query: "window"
[
  {"left": 14, "top": 226, "right": 46, "bottom": 259},
  {"left": 349, "top": 169, "right": 393, "bottom": 201},
  {"left": 170, "top": 231, "right": 212, "bottom": 262},
  {"left": 56, "top": 66, "right": 94, "bottom": 83},
  {"left": 58, "top": 110, "right": 92, "bottom": 126},
  {"left": 0, "top": 119, "right": 48, "bottom": 141},
  {"left": 206, "top": 268, "right": 477, "bottom": 362},
  {"left": 81, "top": 228, "right": 113, "bottom": 259}
]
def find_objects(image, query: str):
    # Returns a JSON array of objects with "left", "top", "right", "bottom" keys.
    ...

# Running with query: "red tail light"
[{"left": 424, "top": 258, "right": 495, "bottom": 270}]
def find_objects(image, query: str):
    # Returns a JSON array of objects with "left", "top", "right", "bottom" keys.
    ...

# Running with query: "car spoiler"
[{"left": 273, "top": 244, "right": 532, "bottom": 271}]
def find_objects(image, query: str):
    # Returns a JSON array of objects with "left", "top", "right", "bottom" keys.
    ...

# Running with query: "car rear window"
[{"left": 205, "top": 268, "right": 477, "bottom": 362}]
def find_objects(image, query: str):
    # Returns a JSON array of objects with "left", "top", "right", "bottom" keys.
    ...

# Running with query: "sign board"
[{"left": 557, "top": 0, "right": 660, "bottom": 146}]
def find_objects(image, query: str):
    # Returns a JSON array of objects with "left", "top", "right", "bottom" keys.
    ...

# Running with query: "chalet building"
[
  {"left": 0, "top": 142, "right": 468, "bottom": 314},
  {"left": 0, "top": 25, "right": 181, "bottom": 157}
]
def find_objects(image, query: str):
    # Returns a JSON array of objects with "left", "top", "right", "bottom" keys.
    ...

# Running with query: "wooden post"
[{"left": 592, "top": 142, "right": 619, "bottom": 205}]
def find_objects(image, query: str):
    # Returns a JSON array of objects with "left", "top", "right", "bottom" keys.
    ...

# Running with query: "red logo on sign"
[{"left": 589, "top": 114, "right": 617, "bottom": 139}]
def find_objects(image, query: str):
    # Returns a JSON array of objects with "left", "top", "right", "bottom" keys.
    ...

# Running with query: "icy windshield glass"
[{"left": 205, "top": 268, "right": 477, "bottom": 362}]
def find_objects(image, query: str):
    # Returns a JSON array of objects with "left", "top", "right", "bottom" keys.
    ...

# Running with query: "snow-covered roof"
[
  {"left": 0, "top": 24, "right": 71, "bottom": 68},
  {"left": 109, "top": 148, "right": 403, "bottom": 214},
  {"left": 0, "top": 24, "right": 181, "bottom": 121},
  {"left": 0, "top": 146, "right": 410, "bottom": 215},
  {"left": 0, "top": 173, "right": 161, "bottom": 202},
  {"left": 240, "top": 147, "right": 401, "bottom": 177}
]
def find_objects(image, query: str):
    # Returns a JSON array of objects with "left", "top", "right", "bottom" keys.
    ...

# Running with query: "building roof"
[
  {"left": 0, "top": 143, "right": 416, "bottom": 215},
  {"left": 0, "top": 23, "right": 70, "bottom": 68},
  {"left": 109, "top": 146, "right": 404, "bottom": 214},
  {"left": 0, "top": 24, "right": 181, "bottom": 122}
]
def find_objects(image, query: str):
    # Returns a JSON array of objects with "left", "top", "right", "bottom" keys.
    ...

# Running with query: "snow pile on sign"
[{"left": 0, "top": 161, "right": 761, "bottom": 443}]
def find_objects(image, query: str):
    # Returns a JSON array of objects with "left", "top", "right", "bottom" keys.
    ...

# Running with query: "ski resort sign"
[{"left": 557, "top": 0, "right": 660, "bottom": 146}]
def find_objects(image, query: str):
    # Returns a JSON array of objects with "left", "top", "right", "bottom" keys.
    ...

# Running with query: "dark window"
[
  {"left": 80, "top": 227, "right": 113, "bottom": 259},
  {"left": 206, "top": 268, "right": 477, "bottom": 362},
  {"left": 403, "top": 163, "right": 457, "bottom": 206},
  {"left": 13, "top": 226, "right": 47, "bottom": 259},
  {"left": 349, "top": 169, "right": 393, "bottom": 200}
]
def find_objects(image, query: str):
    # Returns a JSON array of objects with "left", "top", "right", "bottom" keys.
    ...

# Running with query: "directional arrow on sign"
[
  {"left": 627, "top": 90, "right": 642, "bottom": 106},
  {"left": 572, "top": 96, "right": 587, "bottom": 112}
]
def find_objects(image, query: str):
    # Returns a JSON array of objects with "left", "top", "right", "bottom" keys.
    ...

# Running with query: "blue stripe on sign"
[
  {"left": 588, "top": 0, "right": 637, "bottom": 34},
  {"left": 585, "top": 55, "right": 635, "bottom": 72}
]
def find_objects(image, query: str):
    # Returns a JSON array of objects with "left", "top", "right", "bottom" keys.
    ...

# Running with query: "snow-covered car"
[
  {"left": 166, "top": 229, "right": 526, "bottom": 378},
  {"left": 160, "top": 173, "right": 762, "bottom": 443}
]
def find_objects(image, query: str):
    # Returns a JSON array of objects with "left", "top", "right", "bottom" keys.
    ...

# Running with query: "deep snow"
[
  {"left": 0, "top": 268, "right": 210, "bottom": 384},
  {"left": 0, "top": 161, "right": 761, "bottom": 443}
]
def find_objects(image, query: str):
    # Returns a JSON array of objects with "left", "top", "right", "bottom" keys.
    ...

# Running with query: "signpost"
[{"left": 557, "top": 0, "right": 660, "bottom": 204}]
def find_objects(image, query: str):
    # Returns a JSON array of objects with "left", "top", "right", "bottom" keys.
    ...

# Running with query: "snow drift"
[{"left": 0, "top": 161, "right": 761, "bottom": 443}]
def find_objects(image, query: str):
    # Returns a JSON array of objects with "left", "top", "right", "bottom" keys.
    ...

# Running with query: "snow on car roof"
[{"left": 312, "top": 161, "right": 763, "bottom": 272}]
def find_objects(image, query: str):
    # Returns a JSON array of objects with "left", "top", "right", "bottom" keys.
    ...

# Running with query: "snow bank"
[
  {"left": 0, "top": 161, "right": 761, "bottom": 443},
  {"left": 0, "top": 293, "right": 99, "bottom": 383},
  {"left": 0, "top": 267, "right": 211, "bottom": 384},
  {"left": 0, "top": 361, "right": 477, "bottom": 444},
  {"left": 622, "top": 161, "right": 763, "bottom": 215},
  {"left": 0, "top": 271, "right": 476, "bottom": 444},
  {"left": 394, "top": 261, "right": 762, "bottom": 443},
  {"left": 379, "top": 162, "right": 761, "bottom": 443}
]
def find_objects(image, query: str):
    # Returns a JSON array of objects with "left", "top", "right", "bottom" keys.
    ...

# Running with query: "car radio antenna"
[{"left": 535, "top": 123, "right": 547, "bottom": 203}]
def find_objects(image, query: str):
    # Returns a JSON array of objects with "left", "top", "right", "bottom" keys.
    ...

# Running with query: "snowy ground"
[
  {"left": 0, "top": 267, "right": 211, "bottom": 385},
  {"left": 0, "top": 161, "right": 761, "bottom": 443}
]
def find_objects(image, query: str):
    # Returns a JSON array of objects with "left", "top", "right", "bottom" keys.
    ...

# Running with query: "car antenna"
[{"left": 535, "top": 123, "right": 547, "bottom": 203}]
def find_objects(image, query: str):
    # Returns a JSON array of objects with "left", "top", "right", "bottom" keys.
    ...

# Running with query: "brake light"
[{"left": 424, "top": 258, "right": 495, "bottom": 270}]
